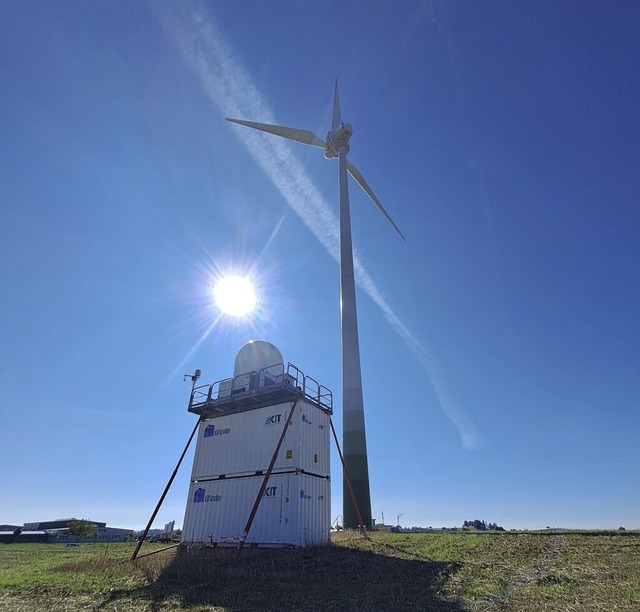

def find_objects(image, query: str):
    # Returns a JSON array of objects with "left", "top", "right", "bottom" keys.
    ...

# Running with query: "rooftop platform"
[{"left": 188, "top": 362, "right": 332, "bottom": 418}]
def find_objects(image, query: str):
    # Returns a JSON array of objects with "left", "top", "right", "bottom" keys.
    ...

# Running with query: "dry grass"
[{"left": 0, "top": 531, "right": 638, "bottom": 611}]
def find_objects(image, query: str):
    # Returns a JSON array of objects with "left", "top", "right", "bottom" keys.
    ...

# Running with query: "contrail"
[{"left": 152, "top": 1, "right": 480, "bottom": 450}]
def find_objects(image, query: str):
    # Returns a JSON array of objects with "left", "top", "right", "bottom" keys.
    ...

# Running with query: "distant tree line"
[{"left": 462, "top": 519, "right": 504, "bottom": 531}]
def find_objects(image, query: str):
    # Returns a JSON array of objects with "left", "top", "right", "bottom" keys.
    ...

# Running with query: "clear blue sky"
[{"left": 1, "top": 1, "right": 639, "bottom": 531}]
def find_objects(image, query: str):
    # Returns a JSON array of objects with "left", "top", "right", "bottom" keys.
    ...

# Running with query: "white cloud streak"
[{"left": 152, "top": 1, "right": 480, "bottom": 450}]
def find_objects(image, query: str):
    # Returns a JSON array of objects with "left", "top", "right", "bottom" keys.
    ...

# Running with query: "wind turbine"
[{"left": 227, "top": 82, "right": 404, "bottom": 530}]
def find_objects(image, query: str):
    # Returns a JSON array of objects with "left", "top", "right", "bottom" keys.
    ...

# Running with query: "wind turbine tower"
[{"left": 227, "top": 83, "right": 404, "bottom": 529}]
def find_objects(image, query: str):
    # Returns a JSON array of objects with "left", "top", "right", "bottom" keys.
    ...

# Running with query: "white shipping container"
[
  {"left": 190, "top": 400, "right": 330, "bottom": 480},
  {"left": 182, "top": 473, "right": 330, "bottom": 547}
]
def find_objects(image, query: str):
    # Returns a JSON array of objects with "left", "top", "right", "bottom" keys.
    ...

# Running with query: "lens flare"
[{"left": 213, "top": 275, "right": 257, "bottom": 317}]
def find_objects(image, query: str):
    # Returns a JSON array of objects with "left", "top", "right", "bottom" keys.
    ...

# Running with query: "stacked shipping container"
[{"left": 182, "top": 399, "right": 331, "bottom": 547}]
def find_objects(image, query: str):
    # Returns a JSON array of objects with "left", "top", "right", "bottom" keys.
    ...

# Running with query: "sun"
[{"left": 213, "top": 275, "right": 257, "bottom": 317}]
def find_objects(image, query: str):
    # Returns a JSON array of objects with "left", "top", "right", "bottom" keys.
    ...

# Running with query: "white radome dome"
[{"left": 233, "top": 340, "right": 284, "bottom": 377}]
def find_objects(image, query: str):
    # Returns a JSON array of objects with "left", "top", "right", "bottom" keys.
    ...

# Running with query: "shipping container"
[
  {"left": 190, "top": 399, "right": 330, "bottom": 480},
  {"left": 182, "top": 473, "right": 330, "bottom": 547}
]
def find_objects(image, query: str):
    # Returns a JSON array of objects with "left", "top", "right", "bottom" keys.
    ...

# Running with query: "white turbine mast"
[{"left": 227, "top": 81, "right": 404, "bottom": 530}]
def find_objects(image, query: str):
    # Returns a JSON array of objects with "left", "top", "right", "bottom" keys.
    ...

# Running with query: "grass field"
[{"left": 1, "top": 531, "right": 638, "bottom": 611}]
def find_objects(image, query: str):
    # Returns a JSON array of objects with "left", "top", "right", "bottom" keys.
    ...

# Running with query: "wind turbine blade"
[
  {"left": 332, "top": 81, "right": 341, "bottom": 132},
  {"left": 226, "top": 118, "right": 326, "bottom": 148},
  {"left": 347, "top": 161, "right": 406, "bottom": 241}
]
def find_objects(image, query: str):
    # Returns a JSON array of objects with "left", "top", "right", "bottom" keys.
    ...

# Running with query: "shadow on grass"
[{"left": 99, "top": 544, "right": 466, "bottom": 611}]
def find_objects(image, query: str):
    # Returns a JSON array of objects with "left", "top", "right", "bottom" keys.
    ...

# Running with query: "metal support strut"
[
  {"left": 329, "top": 417, "right": 369, "bottom": 539},
  {"left": 236, "top": 393, "right": 301, "bottom": 553},
  {"left": 131, "top": 417, "right": 203, "bottom": 561}
]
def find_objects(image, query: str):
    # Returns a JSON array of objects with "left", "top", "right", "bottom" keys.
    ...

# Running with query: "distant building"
[
  {"left": 0, "top": 518, "right": 133, "bottom": 544},
  {"left": 51, "top": 525, "right": 134, "bottom": 543},
  {"left": 0, "top": 530, "right": 48, "bottom": 544},
  {"left": 23, "top": 518, "right": 106, "bottom": 531}
]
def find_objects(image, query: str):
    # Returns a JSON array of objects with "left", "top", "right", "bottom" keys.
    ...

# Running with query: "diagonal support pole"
[
  {"left": 133, "top": 542, "right": 180, "bottom": 560},
  {"left": 236, "top": 393, "right": 301, "bottom": 554},
  {"left": 132, "top": 417, "right": 202, "bottom": 561},
  {"left": 330, "top": 416, "right": 369, "bottom": 540}
]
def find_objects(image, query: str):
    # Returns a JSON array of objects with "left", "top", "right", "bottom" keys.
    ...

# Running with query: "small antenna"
[
  {"left": 184, "top": 369, "right": 201, "bottom": 383},
  {"left": 184, "top": 369, "right": 202, "bottom": 411}
]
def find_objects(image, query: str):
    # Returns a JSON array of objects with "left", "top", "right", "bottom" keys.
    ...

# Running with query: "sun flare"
[{"left": 213, "top": 275, "right": 257, "bottom": 317}]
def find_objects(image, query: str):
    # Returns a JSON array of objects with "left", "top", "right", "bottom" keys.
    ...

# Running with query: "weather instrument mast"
[{"left": 227, "top": 82, "right": 404, "bottom": 530}]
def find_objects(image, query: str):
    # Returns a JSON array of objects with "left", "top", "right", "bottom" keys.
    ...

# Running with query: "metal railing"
[{"left": 189, "top": 362, "right": 332, "bottom": 414}]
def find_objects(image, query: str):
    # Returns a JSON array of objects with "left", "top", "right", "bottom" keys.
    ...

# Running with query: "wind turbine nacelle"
[{"left": 325, "top": 122, "right": 353, "bottom": 158}]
